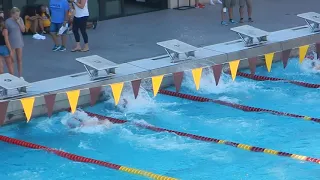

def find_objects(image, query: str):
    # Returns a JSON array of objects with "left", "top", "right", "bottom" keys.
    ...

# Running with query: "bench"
[
  {"left": 75, "top": 55, "right": 118, "bottom": 80},
  {"left": 297, "top": 12, "right": 320, "bottom": 32},
  {"left": 0, "top": 73, "right": 30, "bottom": 99},
  {"left": 231, "top": 25, "right": 269, "bottom": 47},
  {"left": 157, "top": 39, "right": 197, "bottom": 63}
]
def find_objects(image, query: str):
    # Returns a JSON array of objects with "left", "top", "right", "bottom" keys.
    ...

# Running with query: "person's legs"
[
  {"left": 50, "top": 23, "right": 60, "bottom": 51},
  {"left": 15, "top": 48, "right": 23, "bottom": 78},
  {"left": 221, "top": 0, "right": 228, "bottom": 25},
  {"left": 246, "top": 0, "right": 253, "bottom": 22},
  {"left": 239, "top": 0, "right": 245, "bottom": 23},
  {"left": 38, "top": 19, "right": 44, "bottom": 32},
  {"left": 79, "top": 16, "right": 89, "bottom": 51},
  {"left": 0, "top": 56, "right": 4, "bottom": 74},
  {"left": 60, "top": 34, "right": 67, "bottom": 51},
  {"left": 227, "top": 0, "right": 236, "bottom": 23},
  {"left": 30, "top": 19, "right": 39, "bottom": 34},
  {"left": 72, "top": 17, "right": 81, "bottom": 51},
  {"left": 4, "top": 56, "right": 14, "bottom": 75}
]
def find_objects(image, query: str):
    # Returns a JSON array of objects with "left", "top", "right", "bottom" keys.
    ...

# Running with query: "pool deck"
[{"left": 22, "top": 0, "right": 319, "bottom": 82}]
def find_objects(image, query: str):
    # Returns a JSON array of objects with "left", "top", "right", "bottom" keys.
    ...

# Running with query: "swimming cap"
[{"left": 66, "top": 118, "right": 82, "bottom": 129}]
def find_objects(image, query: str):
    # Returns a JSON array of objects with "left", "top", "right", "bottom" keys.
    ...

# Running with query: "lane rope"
[
  {"left": 158, "top": 89, "right": 320, "bottom": 123},
  {"left": 84, "top": 111, "right": 320, "bottom": 165},
  {"left": 0, "top": 135, "right": 177, "bottom": 180},
  {"left": 235, "top": 71, "right": 320, "bottom": 89}
]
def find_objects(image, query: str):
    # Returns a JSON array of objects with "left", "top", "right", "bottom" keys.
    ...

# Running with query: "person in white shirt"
[{"left": 70, "top": 0, "right": 89, "bottom": 52}]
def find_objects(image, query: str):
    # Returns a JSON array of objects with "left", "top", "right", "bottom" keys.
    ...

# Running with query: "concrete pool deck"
[
  {"left": 22, "top": 0, "right": 319, "bottom": 82},
  {"left": 1, "top": 0, "right": 320, "bottom": 125}
]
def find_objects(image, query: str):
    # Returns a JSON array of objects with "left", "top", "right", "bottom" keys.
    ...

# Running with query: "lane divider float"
[
  {"left": 158, "top": 89, "right": 320, "bottom": 123},
  {"left": 0, "top": 135, "right": 177, "bottom": 180},
  {"left": 84, "top": 111, "right": 320, "bottom": 165},
  {"left": 236, "top": 71, "right": 320, "bottom": 89}
]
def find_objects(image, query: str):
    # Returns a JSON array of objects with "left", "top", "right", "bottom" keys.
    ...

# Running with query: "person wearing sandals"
[
  {"left": 239, "top": 0, "right": 253, "bottom": 23},
  {"left": 221, "top": 0, "right": 237, "bottom": 26},
  {"left": 70, "top": 0, "right": 90, "bottom": 52},
  {"left": 0, "top": 17, "right": 14, "bottom": 75}
]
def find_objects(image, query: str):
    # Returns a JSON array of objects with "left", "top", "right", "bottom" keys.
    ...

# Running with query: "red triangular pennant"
[
  {"left": 212, "top": 64, "right": 222, "bottom": 86},
  {"left": 0, "top": 101, "right": 8, "bottom": 126},
  {"left": 281, "top": 49, "right": 291, "bottom": 68},
  {"left": 89, "top": 87, "right": 102, "bottom": 106},
  {"left": 248, "top": 57, "right": 257, "bottom": 75},
  {"left": 316, "top": 42, "right": 320, "bottom": 59},
  {"left": 131, "top": 79, "right": 141, "bottom": 99},
  {"left": 44, "top": 94, "right": 56, "bottom": 117},
  {"left": 173, "top": 72, "right": 184, "bottom": 92}
]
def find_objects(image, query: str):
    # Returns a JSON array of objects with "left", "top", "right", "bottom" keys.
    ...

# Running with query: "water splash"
[
  {"left": 60, "top": 110, "right": 113, "bottom": 134},
  {"left": 183, "top": 68, "right": 260, "bottom": 94}
]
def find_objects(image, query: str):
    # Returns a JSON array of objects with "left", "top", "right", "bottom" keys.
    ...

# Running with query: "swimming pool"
[{"left": 0, "top": 58, "right": 319, "bottom": 180}]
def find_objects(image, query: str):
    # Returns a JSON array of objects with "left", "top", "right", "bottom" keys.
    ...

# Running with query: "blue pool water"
[{"left": 0, "top": 58, "right": 320, "bottom": 180}]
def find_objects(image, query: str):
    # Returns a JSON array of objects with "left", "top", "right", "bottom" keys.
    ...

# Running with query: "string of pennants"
[{"left": 0, "top": 44, "right": 318, "bottom": 125}]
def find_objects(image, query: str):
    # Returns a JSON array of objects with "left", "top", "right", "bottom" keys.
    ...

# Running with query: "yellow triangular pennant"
[
  {"left": 229, "top": 60, "right": 240, "bottom": 81},
  {"left": 110, "top": 82, "right": 124, "bottom": 105},
  {"left": 192, "top": 68, "right": 202, "bottom": 90},
  {"left": 264, "top": 53, "right": 275, "bottom": 72},
  {"left": 152, "top": 75, "right": 164, "bottom": 97},
  {"left": 20, "top": 97, "right": 35, "bottom": 122},
  {"left": 66, "top": 90, "right": 80, "bottom": 113},
  {"left": 299, "top": 45, "right": 309, "bottom": 63}
]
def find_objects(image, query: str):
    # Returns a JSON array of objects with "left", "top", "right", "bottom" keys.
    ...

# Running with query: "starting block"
[
  {"left": 0, "top": 73, "right": 30, "bottom": 99},
  {"left": 231, "top": 25, "right": 269, "bottom": 47},
  {"left": 297, "top": 12, "right": 320, "bottom": 32},
  {"left": 76, "top": 55, "right": 118, "bottom": 80},
  {"left": 157, "top": 39, "right": 197, "bottom": 63}
]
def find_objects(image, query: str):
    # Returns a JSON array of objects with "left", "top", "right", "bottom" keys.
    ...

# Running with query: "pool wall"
[{"left": 2, "top": 25, "right": 320, "bottom": 125}]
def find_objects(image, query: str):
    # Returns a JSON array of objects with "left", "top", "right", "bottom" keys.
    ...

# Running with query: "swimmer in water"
[
  {"left": 66, "top": 117, "right": 110, "bottom": 129},
  {"left": 311, "top": 61, "right": 320, "bottom": 70}
]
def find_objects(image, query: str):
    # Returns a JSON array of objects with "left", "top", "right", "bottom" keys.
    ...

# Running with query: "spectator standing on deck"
[
  {"left": 239, "top": 0, "right": 253, "bottom": 23},
  {"left": 71, "top": 0, "right": 90, "bottom": 52},
  {"left": 5, "top": 7, "right": 25, "bottom": 79},
  {"left": 49, "top": 0, "right": 69, "bottom": 51},
  {"left": 221, "top": 0, "right": 237, "bottom": 25},
  {"left": 0, "top": 17, "right": 14, "bottom": 74}
]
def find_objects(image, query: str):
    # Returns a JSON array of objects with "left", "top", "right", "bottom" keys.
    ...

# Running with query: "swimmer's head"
[
  {"left": 311, "top": 61, "right": 316, "bottom": 67},
  {"left": 66, "top": 118, "right": 82, "bottom": 129}
]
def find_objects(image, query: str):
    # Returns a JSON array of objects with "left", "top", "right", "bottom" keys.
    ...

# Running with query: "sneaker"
[
  {"left": 52, "top": 45, "right": 60, "bottom": 51},
  {"left": 240, "top": 18, "right": 244, "bottom": 23},
  {"left": 92, "top": 21, "right": 98, "bottom": 30},
  {"left": 59, "top": 46, "right": 66, "bottom": 52},
  {"left": 195, "top": 3, "right": 205, "bottom": 8},
  {"left": 229, "top": 19, "right": 237, "bottom": 24},
  {"left": 248, "top": 18, "right": 254, "bottom": 22},
  {"left": 221, "top": 21, "right": 228, "bottom": 26}
]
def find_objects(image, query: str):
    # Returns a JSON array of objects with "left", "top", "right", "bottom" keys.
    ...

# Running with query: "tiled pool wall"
[{"left": 1, "top": 25, "right": 320, "bottom": 125}]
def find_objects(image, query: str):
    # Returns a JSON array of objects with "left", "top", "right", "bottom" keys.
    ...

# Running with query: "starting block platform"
[
  {"left": 297, "top": 12, "right": 320, "bottom": 32},
  {"left": 0, "top": 73, "right": 30, "bottom": 99},
  {"left": 231, "top": 25, "right": 269, "bottom": 47},
  {"left": 76, "top": 55, "right": 118, "bottom": 80},
  {"left": 157, "top": 39, "right": 197, "bottom": 63}
]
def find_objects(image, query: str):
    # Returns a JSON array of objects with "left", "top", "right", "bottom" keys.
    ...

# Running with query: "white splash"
[
  {"left": 60, "top": 110, "right": 113, "bottom": 134},
  {"left": 183, "top": 68, "right": 260, "bottom": 94}
]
